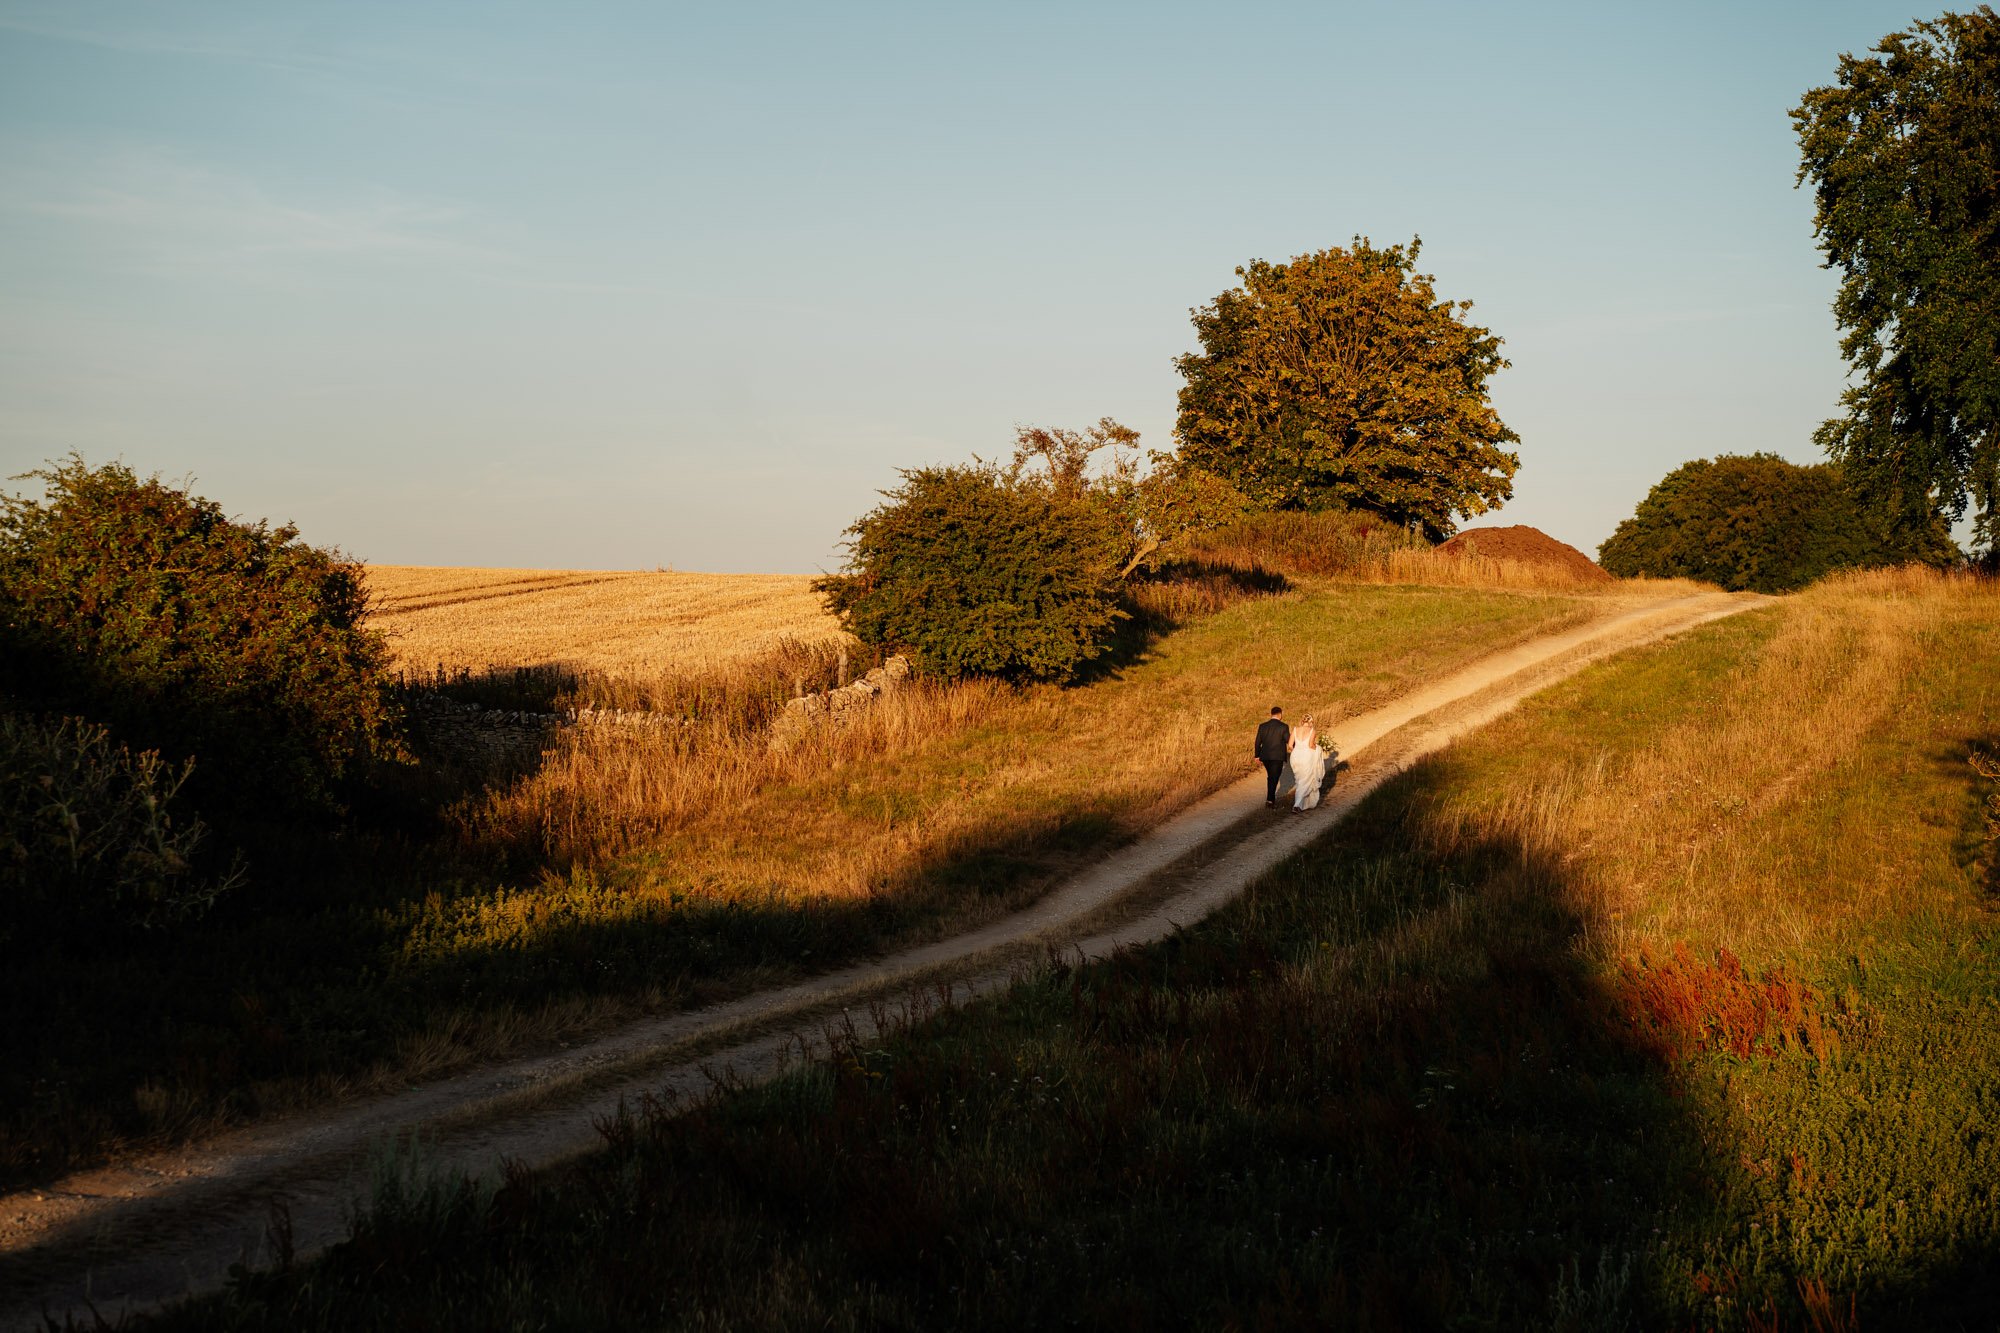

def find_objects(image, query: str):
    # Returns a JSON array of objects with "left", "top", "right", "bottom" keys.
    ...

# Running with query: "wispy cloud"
[
  {"left": 0, "top": 138, "right": 498, "bottom": 279},
  {"left": 0, "top": 3, "right": 583, "bottom": 101},
  {"left": 0, "top": 5, "right": 379, "bottom": 78}
]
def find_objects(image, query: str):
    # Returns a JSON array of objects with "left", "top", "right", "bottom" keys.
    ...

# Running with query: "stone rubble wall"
[
  {"left": 405, "top": 695, "right": 563, "bottom": 771},
  {"left": 407, "top": 695, "right": 679, "bottom": 771},
  {"left": 407, "top": 656, "right": 912, "bottom": 769},
  {"left": 771, "top": 655, "right": 912, "bottom": 747}
]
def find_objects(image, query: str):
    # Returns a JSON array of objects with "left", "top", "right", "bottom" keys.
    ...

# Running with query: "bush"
[
  {"left": 0, "top": 457, "right": 395, "bottom": 815},
  {"left": 815, "top": 463, "right": 1129, "bottom": 682},
  {"left": 1597, "top": 453, "right": 1946, "bottom": 592},
  {"left": 0, "top": 709, "right": 243, "bottom": 941}
]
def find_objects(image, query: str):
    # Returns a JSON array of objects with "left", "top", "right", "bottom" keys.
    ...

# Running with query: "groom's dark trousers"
[{"left": 1255, "top": 717, "right": 1291, "bottom": 805}]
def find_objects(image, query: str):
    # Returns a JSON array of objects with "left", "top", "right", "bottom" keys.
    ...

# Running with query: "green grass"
[
  {"left": 137, "top": 574, "right": 2000, "bottom": 1331},
  {"left": 2, "top": 581, "right": 1588, "bottom": 1191}
]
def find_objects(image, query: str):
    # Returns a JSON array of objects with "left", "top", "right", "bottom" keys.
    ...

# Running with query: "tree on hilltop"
[
  {"left": 1793, "top": 6, "right": 2000, "bottom": 556},
  {"left": 1173, "top": 238, "right": 1521, "bottom": 541}
]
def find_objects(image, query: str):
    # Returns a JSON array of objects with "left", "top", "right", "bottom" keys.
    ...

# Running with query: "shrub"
[
  {"left": 0, "top": 456, "right": 395, "bottom": 815},
  {"left": 1613, "top": 941, "right": 1829, "bottom": 1062},
  {"left": 1597, "top": 453, "right": 1945, "bottom": 592},
  {"left": 815, "top": 463, "right": 1129, "bottom": 682},
  {"left": 0, "top": 709, "right": 243, "bottom": 941},
  {"left": 1974, "top": 746, "right": 2000, "bottom": 894}
]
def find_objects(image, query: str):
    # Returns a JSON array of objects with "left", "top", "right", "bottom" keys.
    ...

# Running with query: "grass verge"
[
  {"left": 3, "top": 580, "right": 1593, "bottom": 1191},
  {"left": 135, "top": 568, "right": 1997, "bottom": 1330}
]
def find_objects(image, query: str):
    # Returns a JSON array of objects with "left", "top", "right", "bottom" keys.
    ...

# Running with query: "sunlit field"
[
  {"left": 365, "top": 566, "right": 848, "bottom": 677},
  {"left": 151, "top": 567, "right": 2000, "bottom": 1330},
  {"left": 3, "top": 571, "right": 1595, "bottom": 1191}
]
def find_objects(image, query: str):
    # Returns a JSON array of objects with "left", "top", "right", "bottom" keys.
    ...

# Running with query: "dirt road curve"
[{"left": 0, "top": 590, "right": 1765, "bottom": 1329}]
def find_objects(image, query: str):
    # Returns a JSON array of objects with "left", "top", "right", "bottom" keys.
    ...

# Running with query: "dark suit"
[{"left": 1255, "top": 717, "right": 1291, "bottom": 804}]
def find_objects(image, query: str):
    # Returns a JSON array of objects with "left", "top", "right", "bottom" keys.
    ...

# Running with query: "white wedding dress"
[{"left": 1289, "top": 724, "right": 1326, "bottom": 811}]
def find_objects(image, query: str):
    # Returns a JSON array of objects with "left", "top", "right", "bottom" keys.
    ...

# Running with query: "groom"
[{"left": 1255, "top": 705, "right": 1291, "bottom": 808}]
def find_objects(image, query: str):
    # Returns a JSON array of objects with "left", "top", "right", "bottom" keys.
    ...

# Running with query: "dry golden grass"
[
  {"left": 1178, "top": 509, "right": 1707, "bottom": 597},
  {"left": 138, "top": 571, "right": 2000, "bottom": 1331},
  {"left": 1400, "top": 564, "right": 1991, "bottom": 963},
  {"left": 456, "top": 675, "right": 1011, "bottom": 873},
  {"left": 365, "top": 566, "right": 849, "bottom": 677},
  {"left": 434, "top": 583, "right": 1598, "bottom": 952},
  {"left": 1369, "top": 545, "right": 1686, "bottom": 594},
  {"left": 374, "top": 547, "right": 1706, "bottom": 1007}
]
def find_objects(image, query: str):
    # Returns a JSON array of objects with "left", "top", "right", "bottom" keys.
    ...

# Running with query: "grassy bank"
[
  {"left": 148, "top": 568, "right": 1998, "bottom": 1330},
  {"left": 3, "top": 580, "right": 1594, "bottom": 1190}
]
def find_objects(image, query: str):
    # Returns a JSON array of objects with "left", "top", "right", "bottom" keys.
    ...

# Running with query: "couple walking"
[{"left": 1255, "top": 705, "right": 1329, "bottom": 812}]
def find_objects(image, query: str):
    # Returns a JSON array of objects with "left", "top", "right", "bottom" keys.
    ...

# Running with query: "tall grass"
[
  {"left": 462, "top": 673, "right": 1008, "bottom": 868},
  {"left": 1179, "top": 508, "right": 1425, "bottom": 577},
  {"left": 1413, "top": 564, "right": 1983, "bottom": 958},
  {"left": 2, "top": 574, "right": 1595, "bottom": 1191},
  {"left": 442, "top": 582, "right": 1591, "bottom": 906},
  {"left": 396, "top": 638, "right": 877, "bottom": 731},
  {"left": 1122, "top": 558, "right": 1288, "bottom": 626},
  {"left": 149, "top": 567, "right": 2000, "bottom": 1330}
]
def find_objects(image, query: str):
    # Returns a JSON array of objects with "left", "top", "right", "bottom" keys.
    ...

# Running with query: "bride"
[{"left": 1288, "top": 713, "right": 1326, "bottom": 812}]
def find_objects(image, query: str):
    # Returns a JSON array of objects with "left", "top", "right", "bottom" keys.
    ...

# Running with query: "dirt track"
[{"left": 0, "top": 590, "right": 1766, "bottom": 1329}]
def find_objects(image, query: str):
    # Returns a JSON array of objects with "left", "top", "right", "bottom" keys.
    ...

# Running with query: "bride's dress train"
[{"left": 1289, "top": 725, "right": 1326, "bottom": 811}]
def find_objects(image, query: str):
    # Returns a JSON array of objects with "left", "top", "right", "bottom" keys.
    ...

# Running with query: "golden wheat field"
[{"left": 364, "top": 566, "right": 849, "bottom": 676}]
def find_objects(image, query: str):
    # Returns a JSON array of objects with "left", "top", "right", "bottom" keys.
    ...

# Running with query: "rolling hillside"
[{"left": 133, "top": 567, "right": 2000, "bottom": 1331}]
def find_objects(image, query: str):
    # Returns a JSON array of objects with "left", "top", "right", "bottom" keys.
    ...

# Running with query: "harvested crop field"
[
  {"left": 1437, "top": 524, "right": 1611, "bottom": 583},
  {"left": 364, "top": 567, "right": 848, "bottom": 676}
]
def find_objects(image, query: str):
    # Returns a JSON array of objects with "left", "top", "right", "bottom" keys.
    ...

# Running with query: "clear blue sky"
[{"left": 0, "top": 1, "right": 1938, "bottom": 572}]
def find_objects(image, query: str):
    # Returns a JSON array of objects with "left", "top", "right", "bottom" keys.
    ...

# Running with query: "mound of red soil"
[{"left": 1437, "top": 525, "right": 1612, "bottom": 583}]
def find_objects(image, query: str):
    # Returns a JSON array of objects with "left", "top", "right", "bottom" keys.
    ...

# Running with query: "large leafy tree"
[
  {"left": 1598, "top": 453, "right": 1941, "bottom": 592},
  {"left": 1173, "top": 238, "right": 1521, "bottom": 541},
  {"left": 1793, "top": 7, "right": 2000, "bottom": 554}
]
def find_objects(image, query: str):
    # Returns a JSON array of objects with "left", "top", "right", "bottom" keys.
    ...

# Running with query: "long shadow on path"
[{"left": 126, "top": 757, "right": 2000, "bottom": 1330}]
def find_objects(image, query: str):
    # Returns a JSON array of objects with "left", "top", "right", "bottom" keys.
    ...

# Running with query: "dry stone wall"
[
  {"left": 771, "top": 655, "right": 912, "bottom": 746},
  {"left": 409, "top": 654, "right": 913, "bottom": 769},
  {"left": 406, "top": 695, "right": 564, "bottom": 771},
  {"left": 408, "top": 697, "right": 680, "bottom": 771}
]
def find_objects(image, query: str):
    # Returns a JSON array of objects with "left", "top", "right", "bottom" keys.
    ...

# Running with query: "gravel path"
[{"left": 0, "top": 589, "right": 1764, "bottom": 1329}]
